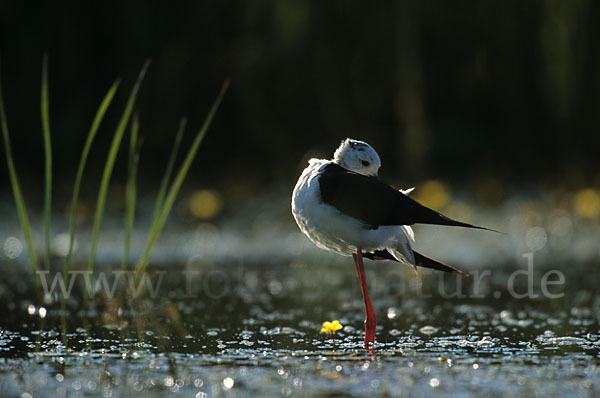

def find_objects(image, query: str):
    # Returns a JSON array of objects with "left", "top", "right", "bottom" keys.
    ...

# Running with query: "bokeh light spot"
[
  {"left": 572, "top": 188, "right": 600, "bottom": 219},
  {"left": 188, "top": 190, "right": 223, "bottom": 220},
  {"left": 3, "top": 237, "right": 23, "bottom": 259},
  {"left": 51, "top": 233, "right": 75, "bottom": 258},
  {"left": 387, "top": 307, "right": 397, "bottom": 319},
  {"left": 525, "top": 226, "right": 547, "bottom": 251},
  {"left": 223, "top": 377, "right": 234, "bottom": 389},
  {"left": 413, "top": 180, "right": 450, "bottom": 210},
  {"left": 419, "top": 325, "right": 438, "bottom": 335}
]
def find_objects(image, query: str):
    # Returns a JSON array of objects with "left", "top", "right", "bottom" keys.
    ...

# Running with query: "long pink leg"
[{"left": 352, "top": 248, "right": 377, "bottom": 349}]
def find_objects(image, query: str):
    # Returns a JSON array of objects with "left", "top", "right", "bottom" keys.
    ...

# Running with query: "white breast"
[{"left": 291, "top": 159, "right": 415, "bottom": 265}]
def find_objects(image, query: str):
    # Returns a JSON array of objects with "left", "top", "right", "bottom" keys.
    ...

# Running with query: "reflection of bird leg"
[{"left": 352, "top": 248, "right": 377, "bottom": 350}]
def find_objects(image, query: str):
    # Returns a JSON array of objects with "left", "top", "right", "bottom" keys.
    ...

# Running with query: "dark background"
[{"left": 1, "top": 0, "right": 599, "bottom": 202}]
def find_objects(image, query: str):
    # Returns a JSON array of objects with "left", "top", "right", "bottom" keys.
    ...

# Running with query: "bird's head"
[{"left": 333, "top": 138, "right": 381, "bottom": 176}]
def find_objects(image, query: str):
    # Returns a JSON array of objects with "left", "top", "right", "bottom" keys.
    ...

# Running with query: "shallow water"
[
  {"left": 0, "top": 257, "right": 599, "bottom": 397},
  {"left": 0, "top": 191, "right": 599, "bottom": 397}
]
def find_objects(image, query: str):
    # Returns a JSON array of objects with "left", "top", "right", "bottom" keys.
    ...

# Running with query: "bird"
[{"left": 291, "top": 138, "right": 495, "bottom": 350}]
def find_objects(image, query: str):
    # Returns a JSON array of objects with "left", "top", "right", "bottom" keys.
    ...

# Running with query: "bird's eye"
[{"left": 361, "top": 160, "right": 370, "bottom": 167}]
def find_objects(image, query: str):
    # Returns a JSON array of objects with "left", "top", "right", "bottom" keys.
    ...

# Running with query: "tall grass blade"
[
  {"left": 122, "top": 114, "right": 140, "bottom": 270},
  {"left": 134, "top": 79, "right": 230, "bottom": 283},
  {"left": 0, "top": 66, "right": 42, "bottom": 289},
  {"left": 63, "top": 80, "right": 120, "bottom": 281},
  {"left": 88, "top": 60, "right": 150, "bottom": 275},
  {"left": 152, "top": 117, "right": 186, "bottom": 223},
  {"left": 41, "top": 54, "right": 52, "bottom": 271}
]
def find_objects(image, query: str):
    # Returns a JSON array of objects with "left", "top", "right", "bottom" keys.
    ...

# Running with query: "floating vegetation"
[{"left": 320, "top": 320, "right": 343, "bottom": 335}]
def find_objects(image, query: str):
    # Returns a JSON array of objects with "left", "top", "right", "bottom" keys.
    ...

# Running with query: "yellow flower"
[{"left": 320, "top": 320, "right": 343, "bottom": 335}]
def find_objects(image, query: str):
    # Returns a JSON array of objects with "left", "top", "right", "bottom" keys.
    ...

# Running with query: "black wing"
[
  {"left": 319, "top": 163, "right": 493, "bottom": 230},
  {"left": 363, "top": 249, "right": 469, "bottom": 276}
]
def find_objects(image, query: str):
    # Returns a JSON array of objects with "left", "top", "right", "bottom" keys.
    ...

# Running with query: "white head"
[{"left": 332, "top": 138, "right": 381, "bottom": 176}]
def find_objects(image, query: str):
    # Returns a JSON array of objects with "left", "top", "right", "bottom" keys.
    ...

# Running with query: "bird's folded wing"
[{"left": 319, "top": 163, "right": 491, "bottom": 230}]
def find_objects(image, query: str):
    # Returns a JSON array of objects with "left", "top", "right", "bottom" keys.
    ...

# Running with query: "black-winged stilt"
[{"left": 291, "top": 138, "right": 494, "bottom": 349}]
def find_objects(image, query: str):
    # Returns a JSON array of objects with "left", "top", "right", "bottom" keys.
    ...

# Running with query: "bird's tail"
[
  {"left": 363, "top": 249, "right": 469, "bottom": 276},
  {"left": 412, "top": 251, "right": 469, "bottom": 276}
]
